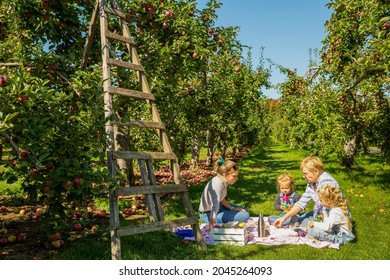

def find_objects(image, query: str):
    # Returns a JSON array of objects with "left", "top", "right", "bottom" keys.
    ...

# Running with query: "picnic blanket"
[{"left": 170, "top": 216, "right": 340, "bottom": 250}]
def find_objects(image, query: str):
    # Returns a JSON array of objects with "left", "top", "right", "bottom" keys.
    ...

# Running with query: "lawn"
[{"left": 55, "top": 139, "right": 390, "bottom": 260}]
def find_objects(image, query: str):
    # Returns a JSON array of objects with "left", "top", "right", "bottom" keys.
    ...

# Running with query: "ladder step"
[
  {"left": 104, "top": 6, "right": 126, "bottom": 19},
  {"left": 106, "top": 31, "right": 135, "bottom": 45},
  {"left": 115, "top": 184, "right": 187, "bottom": 196},
  {"left": 108, "top": 86, "right": 155, "bottom": 100},
  {"left": 113, "top": 151, "right": 177, "bottom": 160},
  {"left": 107, "top": 58, "right": 144, "bottom": 72},
  {"left": 111, "top": 120, "right": 165, "bottom": 129},
  {"left": 116, "top": 216, "right": 199, "bottom": 237}
]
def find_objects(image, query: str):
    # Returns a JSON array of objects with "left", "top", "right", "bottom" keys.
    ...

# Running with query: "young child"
[
  {"left": 268, "top": 173, "right": 301, "bottom": 227},
  {"left": 307, "top": 184, "right": 355, "bottom": 245}
]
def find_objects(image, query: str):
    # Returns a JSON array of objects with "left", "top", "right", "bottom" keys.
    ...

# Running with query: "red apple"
[
  {"left": 63, "top": 181, "right": 70, "bottom": 190},
  {"left": 49, "top": 63, "right": 57, "bottom": 71},
  {"left": 165, "top": 10, "right": 173, "bottom": 17},
  {"left": 43, "top": 185, "right": 50, "bottom": 194},
  {"left": 45, "top": 162, "right": 54, "bottom": 170},
  {"left": 234, "top": 66, "right": 241, "bottom": 72},
  {"left": 98, "top": 210, "right": 107, "bottom": 218},
  {"left": 19, "top": 151, "right": 29, "bottom": 158},
  {"left": 17, "top": 233, "right": 27, "bottom": 242},
  {"left": 0, "top": 75, "right": 8, "bottom": 86},
  {"left": 73, "top": 177, "right": 81, "bottom": 187},
  {"left": 48, "top": 232, "right": 61, "bottom": 242},
  {"left": 192, "top": 52, "right": 198, "bottom": 59},
  {"left": 162, "top": 22, "right": 169, "bottom": 28},
  {"left": 73, "top": 223, "right": 82, "bottom": 231},
  {"left": 0, "top": 237, "right": 7, "bottom": 246}
]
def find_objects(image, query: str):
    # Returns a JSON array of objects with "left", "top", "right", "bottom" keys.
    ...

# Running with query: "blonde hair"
[
  {"left": 277, "top": 173, "right": 295, "bottom": 192},
  {"left": 300, "top": 155, "right": 324, "bottom": 173},
  {"left": 215, "top": 159, "right": 238, "bottom": 175},
  {"left": 318, "top": 184, "right": 352, "bottom": 230}
]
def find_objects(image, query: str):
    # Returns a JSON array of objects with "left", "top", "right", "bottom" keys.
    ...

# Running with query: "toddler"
[{"left": 268, "top": 173, "right": 301, "bottom": 227}]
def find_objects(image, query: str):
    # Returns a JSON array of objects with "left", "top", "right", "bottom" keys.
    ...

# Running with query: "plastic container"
[{"left": 313, "top": 203, "right": 321, "bottom": 221}]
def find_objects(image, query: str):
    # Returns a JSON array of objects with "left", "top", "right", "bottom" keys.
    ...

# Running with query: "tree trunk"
[
  {"left": 205, "top": 129, "right": 216, "bottom": 167},
  {"left": 343, "top": 137, "right": 357, "bottom": 168},
  {"left": 114, "top": 126, "right": 135, "bottom": 186},
  {"left": 190, "top": 136, "right": 200, "bottom": 170}
]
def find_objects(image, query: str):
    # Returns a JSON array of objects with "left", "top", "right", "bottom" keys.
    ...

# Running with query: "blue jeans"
[
  {"left": 199, "top": 203, "right": 250, "bottom": 224},
  {"left": 298, "top": 211, "right": 316, "bottom": 227},
  {"left": 268, "top": 212, "right": 300, "bottom": 226},
  {"left": 308, "top": 226, "right": 355, "bottom": 245}
]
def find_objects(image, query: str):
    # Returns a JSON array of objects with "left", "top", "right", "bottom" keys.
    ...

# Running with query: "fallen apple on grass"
[
  {"left": 17, "top": 233, "right": 27, "bottom": 242},
  {"left": 73, "top": 223, "right": 82, "bottom": 231},
  {"left": 7, "top": 235, "right": 17, "bottom": 243},
  {"left": 51, "top": 240, "right": 61, "bottom": 248}
]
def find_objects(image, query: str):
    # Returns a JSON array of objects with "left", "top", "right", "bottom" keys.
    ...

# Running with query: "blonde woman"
[
  {"left": 307, "top": 184, "right": 355, "bottom": 245},
  {"left": 198, "top": 158, "right": 249, "bottom": 229}
]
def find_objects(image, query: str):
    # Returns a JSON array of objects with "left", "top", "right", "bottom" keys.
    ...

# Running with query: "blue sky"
[{"left": 197, "top": 0, "right": 333, "bottom": 99}]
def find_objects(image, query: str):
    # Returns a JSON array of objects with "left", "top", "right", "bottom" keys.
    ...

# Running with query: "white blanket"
[{"left": 171, "top": 216, "right": 340, "bottom": 250}]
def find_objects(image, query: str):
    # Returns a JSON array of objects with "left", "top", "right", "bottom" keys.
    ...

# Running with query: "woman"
[
  {"left": 274, "top": 155, "right": 351, "bottom": 228},
  {"left": 198, "top": 159, "right": 249, "bottom": 229}
]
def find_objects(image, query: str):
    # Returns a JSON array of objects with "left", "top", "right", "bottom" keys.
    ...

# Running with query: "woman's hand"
[{"left": 309, "top": 221, "right": 315, "bottom": 228}]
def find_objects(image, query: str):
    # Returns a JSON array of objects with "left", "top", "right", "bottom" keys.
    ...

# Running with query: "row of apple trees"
[
  {"left": 0, "top": 0, "right": 270, "bottom": 230},
  {"left": 270, "top": 0, "right": 389, "bottom": 167}
]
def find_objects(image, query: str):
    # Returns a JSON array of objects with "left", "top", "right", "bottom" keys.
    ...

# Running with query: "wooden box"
[{"left": 211, "top": 224, "right": 248, "bottom": 245}]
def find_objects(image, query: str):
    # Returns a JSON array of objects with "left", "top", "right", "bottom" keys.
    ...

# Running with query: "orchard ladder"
[{"left": 81, "top": 0, "right": 206, "bottom": 259}]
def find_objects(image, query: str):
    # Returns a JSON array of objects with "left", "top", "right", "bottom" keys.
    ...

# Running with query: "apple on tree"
[
  {"left": 73, "top": 177, "right": 81, "bottom": 187},
  {"left": 0, "top": 75, "right": 7, "bottom": 86}
]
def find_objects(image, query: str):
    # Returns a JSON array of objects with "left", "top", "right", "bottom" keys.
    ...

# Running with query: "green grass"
[
  {"left": 57, "top": 139, "right": 390, "bottom": 260},
  {"left": 2, "top": 139, "right": 389, "bottom": 259}
]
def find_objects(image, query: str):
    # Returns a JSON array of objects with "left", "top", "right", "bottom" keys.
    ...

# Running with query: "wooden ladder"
[{"left": 81, "top": 0, "right": 206, "bottom": 259}]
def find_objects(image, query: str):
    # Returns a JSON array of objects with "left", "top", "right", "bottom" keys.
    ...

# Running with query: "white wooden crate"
[{"left": 211, "top": 224, "right": 248, "bottom": 245}]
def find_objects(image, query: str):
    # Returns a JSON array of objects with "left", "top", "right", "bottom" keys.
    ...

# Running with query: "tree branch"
[{"left": 0, "top": 132, "right": 19, "bottom": 155}]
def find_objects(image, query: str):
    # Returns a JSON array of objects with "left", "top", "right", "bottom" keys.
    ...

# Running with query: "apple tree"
[
  {"left": 321, "top": 0, "right": 390, "bottom": 166},
  {"left": 0, "top": 0, "right": 111, "bottom": 231}
]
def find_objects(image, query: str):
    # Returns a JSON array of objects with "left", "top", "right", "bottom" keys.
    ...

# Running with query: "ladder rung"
[
  {"left": 115, "top": 184, "right": 187, "bottom": 196},
  {"left": 113, "top": 151, "right": 177, "bottom": 160},
  {"left": 107, "top": 58, "right": 144, "bottom": 72},
  {"left": 108, "top": 86, "right": 155, "bottom": 100},
  {"left": 106, "top": 31, "right": 135, "bottom": 45},
  {"left": 104, "top": 6, "right": 126, "bottom": 19},
  {"left": 111, "top": 120, "right": 165, "bottom": 129},
  {"left": 116, "top": 216, "right": 199, "bottom": 237}
]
